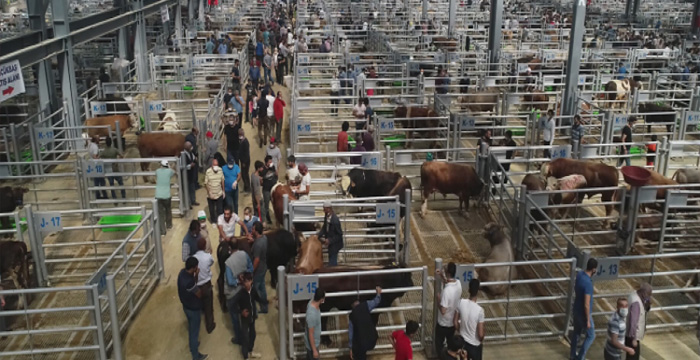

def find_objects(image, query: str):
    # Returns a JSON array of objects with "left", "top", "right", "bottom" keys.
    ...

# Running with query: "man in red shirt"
[
  {"left": 273, "top": 91, "right": 286, "bottom": 142},
  {"left": 391, "top": 320, "right": 418, "bottom": 360},
  {"left": 337, "top": 121, "right": 350, "bottom": 164}
]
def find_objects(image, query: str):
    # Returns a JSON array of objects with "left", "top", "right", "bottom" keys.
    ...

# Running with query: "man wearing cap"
[
  {"left": 318, "top": 201, "right": 343, "bottom": 266},
  {"left": 223, "top": 157, "right": 242, "bottom": 214},
  {"left": 197, "top": 210, "right": 213, "bottom": 253},
  {"left": 293, "top": 163, "right": 312, "bottom": 201},
  {"left": 204, "top": 131, "right": 218, "bottom": 169},
  {"left": 286, "top": 155, "right": 301, "bottom": 186},
  {"left": 205, "top": 159, "right": 226, "bottom": 224},
  {"left": 155, "top": 160, "right": 175, "bottom": 235}
]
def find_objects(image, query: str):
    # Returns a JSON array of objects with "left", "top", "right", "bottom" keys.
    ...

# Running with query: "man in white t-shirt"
[
  {"left": 293, "top": 163, "right": 312, "bottom": 201},
  {"left": 217, "top": 205, "right": 250, "bottom": 242},
  {"left": 455, "top": 278, "right": 485, "bottom": 360},
  {"left": 435, "top": 262, "right": 462, "bottom": 355},
  {"left": 286, "top": 155, "right": 301, "bottom": 186},
  {"left": 266, "top": 92, "right": 276, "bottom": 119}
]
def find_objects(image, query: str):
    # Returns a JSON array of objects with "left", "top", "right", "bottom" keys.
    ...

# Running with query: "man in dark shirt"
[
  {"left": 223, "top": 114, "right": 241, "bottom": 164},
  {"left": 178, "top": 257, "right": 209, "bottom": 360},
  {"left": 257, "top": 93, "right": 271, "bottom": 148},
  {"left": 318, "top": 201, "right": 343, "bottom": 265},
  {"left": 98, "top": 67, "right": 110, "bottom": 84},
  {"left": 244, "top": 79, "right": 255, "bottom": 123},
  {"left": 348, "top": 287, "right": 382, "bottom": 360},
  {"left": 231, "top": 59, "right": 241, "bottom": 93},
  {"left": 237, "top": 272, "right": 261, "bottom": 359},
  {"left": 238, "top": 128, "right": 251, "bottom": 192},
  {"left": 618, "top": 116, "right": 636, "bottom": 167},
  {"left": 223, "top": 88, "right": 234, "bottom": 110},
  {"left": 261, "top": 155, "right": 278, "bottom": 225},
  {"left": 250, "top": 221, "right": 269, "bottom": 313},
  {"left": 185, "top": 128, "right": 200, "bottom": 188},
  {"left": 501, "top": 130, "right": 517, "bottom": 172}
]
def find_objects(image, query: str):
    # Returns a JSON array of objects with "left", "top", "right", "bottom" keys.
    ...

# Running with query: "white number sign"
[
  {"left": 687, "top": 111, "right": 700, "bottom": 125},
  {"left": 460, "top": 116, "right": 476, "bottom": 130},
  {"left": 379, "top": 119, "right": 395, "bottom": 132},
  {"left": 592, "top": 258, "right": 620, "bottom": 281},
  {"left": 550, "top": 144, "right": 571, "bottom": 160},
  {"left": 91, "top": 101, "right": 108, "bottom": 116},
  {"left": 456, "top": 264, "right": 476, "bottom": 286},
  {"left": 35, "top": 127, "right": 55, "bottom": 145},
  {"left": 148, "top": 101, "right": 163, "bottom": 113},
  {"left": 35, "top": 212, "right": 62, "bottom": 233},
  {"left": 296, "top": 122, "right": 312, "bottom": 134},
  {"left": 290, "top": 275, "right": 320, "bottom": 300},
  {"left": 375, "top": 203, "right": 399, "bottom": 224},
  {"left": 361, "top": 153, "right": 380, "bottom": 169},
  {"left": 86, "top": 161, "right": 105, "bottom": 178}
]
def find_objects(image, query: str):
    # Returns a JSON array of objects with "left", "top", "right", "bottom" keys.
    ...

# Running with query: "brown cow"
[
  {"left": 0, "top": 240, "right": 30, "bottom": 309},
  {"left": 460, "top": 90, "right": 498, "bottom": 113},
  {"left": 522, "top": 91, "right": 549, "bottom": 111},
  {"left": 615, "top": 170, "right": 678, "bottom": 214},
  {"left": 517, "top": 56, "right": 542, "bottom": 72},
  {"left": 604, "top": 78, "right": 643, "bottom": 109},
  {"left": 542, "top": 158, "right": 619, "bottom": 219},
  {"left": 85, "top": 115, "right": 133, "bottom": 138},
  {"left": 393, "top": 106, "right": 441, "bottom": 149},
  {"left": 136, "top": 133, "right": 186, "bottom": 182},
  {"left": 295, "top": 235, "right": 323, "bottom": 275},
  {"left": 270, "top": 183, "right": 317, "bottom": 231},
  {"left": 420, "top": 162, "right": 484, "bottom": 218},
  {"left": 477, "top": 223, "right": 515, "bottom": 296},
  {"left": 0, "top": 186, "right": 28, "bottom": 231}
]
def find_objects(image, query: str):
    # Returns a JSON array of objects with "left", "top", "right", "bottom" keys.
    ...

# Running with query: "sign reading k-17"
[{"left": 0, "top": 61, "right": 25, "bottom": 103}]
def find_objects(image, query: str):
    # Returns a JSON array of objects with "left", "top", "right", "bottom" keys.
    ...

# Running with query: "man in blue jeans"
[
  {"left": 317, "top": 201, "right": 343, "bottom": 266},
  {"left": 224, "top": 239, "right": 254, "bottom": 347},
  {"left": 250, "top": 221, "right": 269, "bottom": 313},
  {"left": 571, "top": 257, "right": 598, "bottom": 360},
  {"left": 222, "top": 158, "right": 241, "bottom": 214},
  {"left": 178, "top": 257, "right": 209, "bottom": 360}
]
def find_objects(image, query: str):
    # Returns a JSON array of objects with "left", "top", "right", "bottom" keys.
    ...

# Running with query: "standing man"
[
  {"left": 604, "top": 298, "right": 635, "bottom": 360},
  {"left": 88, "top": 135, "right": 108, "bottom": 200},
  {"left": 348, "top": 287, "right": 382, "bottom": 360},
  {"left": 337, "top": 121, "right": 350, "bottom": 164},
  {"left": 197, "top": 210, "right": 213, "bottom": 253},
  {"left": 626, "top": 283, "right": 653, "bottom": 360},
  {"left": 204, "top": 159, "right": 225, "bottom": 224},
  {"left": 292, "top": 163, "right": 311, "bottom": 200},
  {"left": 391, "top": 320, "right": 419, "bottom": 360},
  {"left": 318, "top": 200, "right": 343, "bottom": 266},
  {"left": 618, "top": 117, "right": 636, "bottom": 167},
  {"left": 239, "top": 128, "right": 251, "bottom": 193},
  {"left": 273, "top": 91, "right": 286, "bottom": 142},
  {"left": 184, "top": 142, "right": 199, "bottom": 207},
  {"left": 223, "top": 158, "right": 242, "bottom": 214},
  {"left": 257, "top": 91, "right": 271, "bottom": 147},
  {"left": 249, "top": 61, "right": 261, "bottom": 89},
  {"left": 155, "top": 160, "right": 175, "bottom": 235},
  {"left": 100, "top": 137, "right": 126, "bottom": 203},
  {"left": 542, "top": 109, "right": 556, "bottom": 159},
  {"left": 286, "top": 155, "right": 301, "bottom": 186},
  {"left": 223, "top": 113, "right": 241, "bottom": 164},
  {"left": 231, "top": 59, "right": 242, "bottom": 93},
  {"left": 250, "top": 222, "right": 269, "bottom": 314},
  {"left": 263, "top": 49, "right": 273, "bottom": 85},
  {"left": 305, "top": 289, "right": 326, "bottom": 360},
  {"left": 182, "top": 220, "right": 202, "bottom": 262},
  {"left": 352, "top": 98, "right": 367, "bottom": 131},
  {"left": 435, "top": 262, "right": 462, "bottom": 355},
  {"left": 242, "top": 207, "right": 260, "bottom": 235},
  {"left": 362, "top": 125, "right": 375, "bottom": 152},
  {"left": 237, "top": 272, "right": 262, "bottom": 359},
  {"left": 266, "top": 138, "right": 282, "bottom": 172},
  {"left": 230, "top": 91, "right": 245, "bottom": 125},
  {"left": 571, "top": 258, "right": 598, "bottom": 360},
  {"left": 185, "top": 128, "right": 201, "bottom": 189},
  {"left": 178, "top": 257, "right": 209, "bottom": 360},
  {"left": 218, "top": 205, "right": 250, "bottom": 241},
  {"left": 261, "top": 155, "right": 278, "bottom": 225},
  {"left": 571, "top": 115, "right": 585, "bottom": 159},
  {"left": 224, "top": 238, "right": 254, "bottom": 347},
  {"left": 204, "top": 131, "right": 218, "bottom": 169},
  {"left": 193, "top": 238, "right": 216, "bottom": 334},
  {"left": 251, "top": 161, "right": 264, "bottom": 219},
  {"left": 455, "top": 279, "right": 485, "bottom": 360}
]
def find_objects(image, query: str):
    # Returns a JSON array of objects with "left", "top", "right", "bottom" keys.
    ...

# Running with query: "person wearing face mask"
[
  {"left": 223, "top": 114, "right": 241, "bottom": 165},
  {"left": 197, "top": 210, "right": 213, "bottom": 253},
  {"left": 251, "top": 161, "right": 264, "bottom": 219},
  {"left": 178, "top": 257, "right": 208, "bottom": 360},
  {"left": 266, "top": 138, "right": 282, "bottom": 174},
  {"left": 293, "top": 163, "right": 311, "bottom": 200},
  {"left": 239, "top": 128, "right": 251, "bottom": 193},
  {"left": 261, "top": 156, "right": 278, "bottom": 225},
  {"left": 223, "top": 158, "right": 242, "bottom": 214},
  {"left": 604, "top": 298, "right": 635, "bottom": 360},
  {"left": 625, "top": 283, "right": 653, "bottom": 360},
  {"left": 570, "top": 257, "right": 597, "bottom": 360},
  {"left": 223, "top": 88, "right": 234, "bottom": 110},
  {"left": 204, "top": 159, "right": 225, "bottom": 224},
  {"left": 286, "top": 155, "right": 301, "bottom": 186},
  {"left": 242, "top": 207, "right": 260, "bottom": 235}
]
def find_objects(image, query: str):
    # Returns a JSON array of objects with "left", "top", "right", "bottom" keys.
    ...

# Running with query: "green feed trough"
[
  {"left": 509, "top": 128, "right": 526, "bottom": 136},
  {"left": 98, "top": 215, "right": 143, "bottom": 232},
  {"left": 183, "top": 86, "right": 194, "bottom": 91},
  {"left": 384, "top": 134, "right": 406, "bottom": 149},
  {"left": 9, "top": 218, "right": 27, "bottom": 232}
]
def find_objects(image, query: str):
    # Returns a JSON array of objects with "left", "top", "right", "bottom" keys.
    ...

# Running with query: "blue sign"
[
  {"left": 35, "top": 127, "right": 55, "bottom": 145},
  {"left": 460, "top": 116, "right": 476, "bottom": 130},
  {"left": 456, "top": 264, "right": 476, "bottom": 286},
  {"left": 148, "top": 101, "right": 163, "bottom": 113},
  {"left": 36, "top": 212, "right": 62, "bottom": 233},
  {"left": 86, "top": 161, "right": 105, "bottom": 178},
  {"left": 592, "top": 258, "right": 620, "bottom": 281},
  {"left": 550, "top": 145, "right": 571, "bottom": 160},
  {"left": 687, "top": 111, "right": 700, "bottom": 125},
  {"left": 290, "top": 275, "right": 320, "bottom": 300},
  {"left": 379, "top": 119, "right": 395, "bottom": 132},
  {"left": 613, "top": 114, "right": 627, "bottom": 130},
  {"left": 296, "top": 122, "right": 312, "bottom": 134},
  {"left": 94, "top": 267, "right": 108, "bottom": 295},
  {"left": 361, "top": 153, "right": 379, "bottom": 169},
  {"left": 91, "top": 101, "right": 108, "bottom": 115},
  {"left": 375, "top": 203, "right": 399, "bottom": 224}
]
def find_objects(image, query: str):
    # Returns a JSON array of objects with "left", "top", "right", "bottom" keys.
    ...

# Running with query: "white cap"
[
  {"left": 160, "top": 160, "right": 168, "bottom": 167},
  {"left": 197, "top": 210, "right": 206, "bottom": 220},
  {"left": 323, "top": 200, "right": 332, "bottom": 208}
]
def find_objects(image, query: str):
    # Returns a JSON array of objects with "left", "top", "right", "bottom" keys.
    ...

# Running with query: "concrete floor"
[{"left": 121, "top": 81, "right": 700, "bottom": 360}]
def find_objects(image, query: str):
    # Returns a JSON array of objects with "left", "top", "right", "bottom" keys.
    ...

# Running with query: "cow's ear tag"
[{"left": 392, "top": 261, "right": 398, "bottom": 267}]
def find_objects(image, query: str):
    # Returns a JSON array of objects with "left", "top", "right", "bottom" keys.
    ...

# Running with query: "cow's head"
[
  {"left": 341, "top": 168, "right": 363, "bottom": 196},
  {"left": 540, "top": 162, "right": 552, "bottom": 178},
  {"left": 12, "top": 187, "right": 29, "bottom": 208},
  {"left": 393, "top": 105, "right": 407, "bottom": 118},
  {"left": 483, "top": 222, "right": 506, "bottom": 247}
]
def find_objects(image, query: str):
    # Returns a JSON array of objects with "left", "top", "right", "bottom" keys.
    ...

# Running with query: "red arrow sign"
[{"left": 2, "top": 87, "right": 13, "bottom": 96}]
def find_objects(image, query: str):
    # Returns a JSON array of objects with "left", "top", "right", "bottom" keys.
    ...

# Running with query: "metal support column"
[
  {"left": 487, "top": 0, "right": 504, "bottom": 77},
  {"left": 562, "top": 0, "right": 587, "bottom": 119},
  {"left": 277, "top": 266, "right": 287, "bottom": 360},
  {"left": 447, "top": 0, "right": 457, "bottom": 38},
  {"left": 422, "top": 0, "right": 428, "bottom": 21},
  {"left": 134, "top": 0, "right": 151, "bottom": 91},
  {"left": 632, "top": 0, "right": 641, "bottom": 19},
  {"left": 52, "top": 0, "right": 81, "bottom": 136},
  {"left": 431, "top": 258, "right": 443, "bottom": 358},
  {"left": 28, "top": 0, "right": 57, "bottom": 114},
  {"left": 693, "top": 0, "right": 700, "bottom": 36}
]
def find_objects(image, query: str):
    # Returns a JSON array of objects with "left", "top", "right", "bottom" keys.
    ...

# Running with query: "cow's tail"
[{"left": 419, "top": 163, "right": 429, "bottom": 199}]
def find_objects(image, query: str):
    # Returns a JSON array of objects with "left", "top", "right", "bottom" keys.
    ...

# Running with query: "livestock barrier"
[
  {"left": 0, "top": 203, "right": 163, "bottom": 360},
  {"left": 284, "top": 194, "right": 411, "bottom": 264},
  {"left": 277, "top": 266, "right": 429, "bottom": 359}
]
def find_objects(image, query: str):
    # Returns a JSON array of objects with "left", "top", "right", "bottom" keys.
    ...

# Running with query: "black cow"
[
  {"left": 267, "top": 229, "right": 300, "bottom": 288},
  {"left": 0, "top": 187, "right": 28, "bottom": 230},
  {"left": 0, "top": 105, "right": 26, "bottom": 125},
  {"left": 345, "top": 168, "right": 412, "bottom": 218},
  {"left": 639, "top": 102, "right": 675, "bottom": 133},
  {"left": 293, "top": 264, "right": 414, "bottom": 346},
  {"left": 95, "top": 97, "right": 132, "bottom": 116},
  {"left": 0, "top": 240, "right": 31, "bottom": 309}
]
